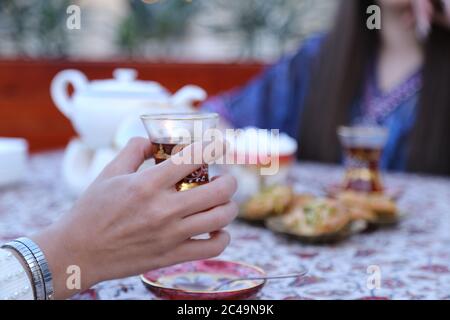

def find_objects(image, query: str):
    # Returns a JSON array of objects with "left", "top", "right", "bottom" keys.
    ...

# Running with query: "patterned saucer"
[
  {"left": 324, "top": 183, "right": 404, "bottom": 200},
  {"left": 266, "top": 217, "right": 367, "bottom": 244},
  {"left": 141, "top": 259, "right": 266, "bottom": 300}
]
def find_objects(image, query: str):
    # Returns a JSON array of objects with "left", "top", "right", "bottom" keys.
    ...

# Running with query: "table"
[{"left": 1, "top": 151, "right": 449, "bottom": 300}]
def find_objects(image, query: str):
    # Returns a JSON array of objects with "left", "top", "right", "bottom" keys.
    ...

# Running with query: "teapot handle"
[
  {"left": 171, "top": 85, "right": 207, "bottom": 109},
  {"left": 50, "top": 69, "right": 88, "bottom": 119}
]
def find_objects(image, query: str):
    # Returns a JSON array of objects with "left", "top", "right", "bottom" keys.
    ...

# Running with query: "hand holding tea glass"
[
  {"left": 141, "top": 113, "right": 220, "bottom": 191},
  {"left": 28, "top": 136, "right": 237, "bottom": 299}
]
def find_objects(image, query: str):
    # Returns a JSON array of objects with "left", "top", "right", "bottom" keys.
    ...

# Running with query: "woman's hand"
[
  {"left": 31, "top": 137, "right": 238, "bottom": 299},
  {"left": 413, "top": 0, "right": 450, "bottom": 37}
]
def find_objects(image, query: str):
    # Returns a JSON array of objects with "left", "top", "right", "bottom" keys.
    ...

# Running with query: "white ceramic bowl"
[{"left": 0, "top": 138, "right": 28, "bottom": 187}]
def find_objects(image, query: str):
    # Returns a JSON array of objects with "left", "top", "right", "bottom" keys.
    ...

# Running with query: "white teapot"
[{"left": 51, "top": 68, "right": 207, "bottom": 149}]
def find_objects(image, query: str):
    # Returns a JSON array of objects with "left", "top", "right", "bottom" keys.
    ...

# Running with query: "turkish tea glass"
[
  {"left": 337, "top": 126, "right": 388, "bottom": 193},
  {"left": 141, "top": 113, "right": 219, "bottom": 191}
]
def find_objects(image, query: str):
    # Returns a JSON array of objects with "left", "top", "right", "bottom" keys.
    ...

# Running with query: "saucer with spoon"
[{"left": 141, "top": 259, "right": 308, "bottom": 300}]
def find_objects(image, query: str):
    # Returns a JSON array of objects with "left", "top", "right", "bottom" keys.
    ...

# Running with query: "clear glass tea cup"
[
  {"left": 337, "top": 126, "right": 388, "bottom": 193},
  {"left": 141, "top": 112, "right": 219, "bottom": 191}
]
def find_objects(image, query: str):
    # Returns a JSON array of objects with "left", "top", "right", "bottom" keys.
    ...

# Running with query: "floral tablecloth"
[{"left": 0, "top": 151, "right": 449, "bottom": 300}]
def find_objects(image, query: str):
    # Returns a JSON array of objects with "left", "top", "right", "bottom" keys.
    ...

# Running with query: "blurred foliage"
[
  {"left": 117, "top": 0, "right": 201, "bottom": 57},
  {"left": 0, "top": 0, "right": 330, "bottom": 60},
  {"left": 0, "top": 0, "right": 70, "bottom": 58},
  {"left": 119, "top": 0, "right": 318, "bottom": 59},
  {"left": 202, "top": 0, "right": 316, "bottom": 58}
]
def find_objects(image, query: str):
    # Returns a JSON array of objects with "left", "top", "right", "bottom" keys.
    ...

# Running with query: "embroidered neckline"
[{"left": 361, "top": 63, "right": 423, "bottom": 124}]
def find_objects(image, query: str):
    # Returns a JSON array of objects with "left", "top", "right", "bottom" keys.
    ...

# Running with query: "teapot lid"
[{"left": 83, "top": 68, "right": 169, "bottom": 100}]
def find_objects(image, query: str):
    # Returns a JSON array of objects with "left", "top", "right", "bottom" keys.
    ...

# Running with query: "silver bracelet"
[
  {"left": 1, "top": 241, "right": 46, "bottom": 300},
  {"left": 14, "top": 238, "right": 54, "bottom": 300}
]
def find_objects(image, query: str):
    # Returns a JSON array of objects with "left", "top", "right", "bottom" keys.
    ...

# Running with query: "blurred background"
[
  {"left": 1, "top": 2, "right": 449, "bottom": 302},
  {"left": 0, "top": 0, "right": 335, "bottom": 61},
  {"left": 0, "top": 0, "right": 336, "bottom": 151}
]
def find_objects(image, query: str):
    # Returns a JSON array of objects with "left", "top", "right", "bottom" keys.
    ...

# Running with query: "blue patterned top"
[{"left": 203, "top": 34, "right": 422, "bottom": 172}]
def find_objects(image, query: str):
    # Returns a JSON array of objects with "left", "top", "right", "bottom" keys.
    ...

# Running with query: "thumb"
[{"left": 98, "top": 137, "right": 153, "bottom": 180}]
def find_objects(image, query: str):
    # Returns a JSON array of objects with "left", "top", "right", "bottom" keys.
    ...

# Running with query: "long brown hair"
[{"left": 298, "top": 0, "right": 450, "bottom": 175}]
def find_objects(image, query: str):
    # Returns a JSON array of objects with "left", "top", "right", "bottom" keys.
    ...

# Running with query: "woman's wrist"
[{"left": 30, "top": 221, "right": 97, "bottom": 299}]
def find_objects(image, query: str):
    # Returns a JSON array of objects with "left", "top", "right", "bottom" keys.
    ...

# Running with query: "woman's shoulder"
[
  {"left": 277, "top": 33, "right": 326, "bottom": 76},
  {"left": 294, "top": 33, "right": 326, "bottom": 60}
]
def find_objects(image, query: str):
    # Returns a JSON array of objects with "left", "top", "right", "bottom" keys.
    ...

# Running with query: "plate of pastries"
[{"left": 240, "top": 185, "right": 403, "bottom": 244}]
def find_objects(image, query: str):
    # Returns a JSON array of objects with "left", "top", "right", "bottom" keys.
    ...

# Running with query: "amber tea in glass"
[
  {"left": 337, "top": 126, "right": 388, "bottom": 193},
  {"left": 141, "top": 113, "right": 218, "bottom": 191}
]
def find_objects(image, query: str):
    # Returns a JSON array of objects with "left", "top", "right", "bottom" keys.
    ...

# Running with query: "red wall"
[{"left": 0, "top": 59, "right": 264, "bottom": 151}]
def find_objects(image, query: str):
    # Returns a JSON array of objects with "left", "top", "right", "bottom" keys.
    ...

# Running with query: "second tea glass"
[{"left": 337, "top": 126, "right": 388, "bottom": 193}]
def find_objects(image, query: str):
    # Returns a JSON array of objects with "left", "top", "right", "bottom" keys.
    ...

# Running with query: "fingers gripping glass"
[{"left": 141, "top": 113, "right": 219, "bottom": 191}]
